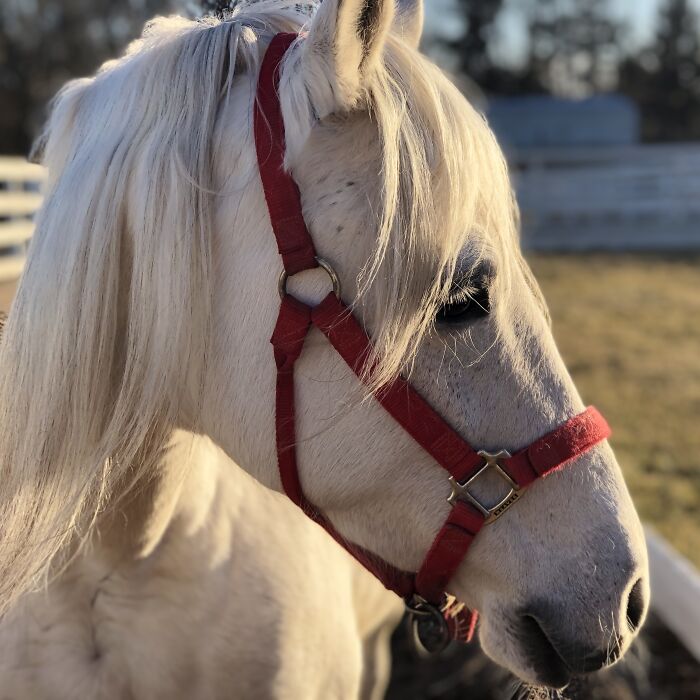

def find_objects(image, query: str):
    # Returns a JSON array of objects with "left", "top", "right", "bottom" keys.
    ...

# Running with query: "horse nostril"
[
  {"left": 626, "top": 577, "right": 645, "bottom": 633},
  {"left": 518, "top": 609, "right": 623, "bottom": 676},
  {"left": 518, "top": 615, "right": 572, "bottom": 687}
]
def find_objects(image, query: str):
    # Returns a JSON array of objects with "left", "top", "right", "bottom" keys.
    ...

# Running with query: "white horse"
[{"left": 0, "top": 0, "right": 649, "bottom": 697}]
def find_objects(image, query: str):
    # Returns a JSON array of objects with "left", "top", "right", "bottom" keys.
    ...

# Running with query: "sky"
[{"left": 423, "top": 0, "right": 700, "bottom": 67}]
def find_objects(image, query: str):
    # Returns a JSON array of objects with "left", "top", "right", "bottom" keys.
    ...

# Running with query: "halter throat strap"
[{"left": 254, "top": 32, "right": 611, "bottom": 646}]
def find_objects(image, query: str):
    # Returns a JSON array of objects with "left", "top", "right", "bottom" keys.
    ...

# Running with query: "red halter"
[{"left": 254, "top": 33, "right": 611, "bottom": 650}]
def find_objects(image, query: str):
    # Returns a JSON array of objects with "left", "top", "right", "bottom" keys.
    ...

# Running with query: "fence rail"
[
  {"left": 5, "top": 143, "right": 700, "bottom": 272},
  {"left": 513, "top": 142, "right": 700, "bottom": 250},
  {"left": 0, "top": 157, "right": 45, "bottom": 282},
  {"left": 646, "top": 527, "right": 700, "bottom": 662}
]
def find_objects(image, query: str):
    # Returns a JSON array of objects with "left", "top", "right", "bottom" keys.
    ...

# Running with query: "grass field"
[{"left": 529, "top": 254, "right": 700, "bottom": 567}]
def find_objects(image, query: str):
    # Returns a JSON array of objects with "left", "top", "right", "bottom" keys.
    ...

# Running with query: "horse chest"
[
  {"left": 0, "top": 559, "right": 207, "bottom": 698},
  {"left": 0, "top": 485, "right": 391, "bottom": 700}
]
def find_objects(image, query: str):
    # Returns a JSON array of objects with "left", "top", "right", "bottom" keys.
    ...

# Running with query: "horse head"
[{"left": 0, "top": 0, "right": 648, "bottom": 688}]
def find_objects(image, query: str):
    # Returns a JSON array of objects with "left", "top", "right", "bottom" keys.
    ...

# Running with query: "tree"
[
  {"left": 200, "top": 0, "right": 233, "bottom": 16},
  {"left": 619, "top": 0, "right": 700, "bottom": 141},
  {"left": 447, "top": 0, "right": 624, "bottom": 96},
  {"left": 449, "top": 0, "right": 505, "bottom": 84},
  {"left": 446, "top": 0, "right": 542, "bottom": 95},
  {"left": 523, "top": 0, "right": 625, "bottom": 97},
  {"left": 0, "top": 0, "right": 178, "bottom": 155}
]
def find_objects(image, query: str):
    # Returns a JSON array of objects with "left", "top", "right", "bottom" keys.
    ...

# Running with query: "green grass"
[{"left": 529, "top": 254, "right": 700, "bottom": 566}]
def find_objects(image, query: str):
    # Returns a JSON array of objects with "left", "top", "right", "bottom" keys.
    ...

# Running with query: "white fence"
[
  {"left": 0, "top": 157, "right": 45, "bottom": 282},
  {"left": 5, "top": 143, "right": 700, "bottom": 270},
  {"left": 646, "top": 528, "right": 700, "bottom": 662},
  {"left": 513, "top": 143, "right": 700, "bottom": 250}
]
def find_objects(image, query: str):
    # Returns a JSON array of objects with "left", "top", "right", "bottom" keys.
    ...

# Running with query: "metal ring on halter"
[
  {"left": 405, "top": 596, "right": 435, "bottom": 617},
  {"left": 405, "top": 595, "right": 451, "bottom": 654},
  {"left": 278, "top": 257, "right": 341, "bottom": 300}
]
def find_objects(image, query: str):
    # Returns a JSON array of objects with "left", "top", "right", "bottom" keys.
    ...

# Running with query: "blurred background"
[{"left": 1, "top": 1, "right": 699, "bottom": 698}]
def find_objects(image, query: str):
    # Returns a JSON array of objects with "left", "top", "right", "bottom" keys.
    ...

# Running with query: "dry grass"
[{"left": 529, "top": 254, "right": 700, "bottom": 567}]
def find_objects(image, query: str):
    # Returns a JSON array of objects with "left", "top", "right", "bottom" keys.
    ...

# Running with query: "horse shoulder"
[{"left": 0, "top": 439, "right": 400, "bottom": 699}]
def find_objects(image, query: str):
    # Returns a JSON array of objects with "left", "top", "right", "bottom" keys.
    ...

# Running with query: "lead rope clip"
[{"left": 405, "top": 596, "right": 451, "bottom": 655}]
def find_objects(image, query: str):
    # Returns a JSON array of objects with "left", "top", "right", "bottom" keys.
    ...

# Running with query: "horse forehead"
[
  {"left": 290, "top": 119, "right": 382, "bottom": 256},
  {"left": 294, "top": 116, "right": 382, "bottom": 194}
]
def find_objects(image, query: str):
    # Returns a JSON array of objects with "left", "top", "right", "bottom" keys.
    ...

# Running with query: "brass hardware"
[{"left": 447, "top": 449, "right": 521, "bottom": 524}]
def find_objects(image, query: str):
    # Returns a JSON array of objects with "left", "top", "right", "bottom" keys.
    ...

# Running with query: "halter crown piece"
[{"left": 254, "top": 33, "right": 612, "bottom": 652}]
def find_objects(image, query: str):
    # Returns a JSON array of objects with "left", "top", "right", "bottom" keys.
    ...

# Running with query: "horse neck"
[{"left": 93, "top": 431, "right": 221, "bottom": 563}]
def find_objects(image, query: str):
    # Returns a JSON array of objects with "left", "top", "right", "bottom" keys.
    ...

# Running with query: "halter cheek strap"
[{"left": 254, "top": 33, "right": 612, "bottom": 647}]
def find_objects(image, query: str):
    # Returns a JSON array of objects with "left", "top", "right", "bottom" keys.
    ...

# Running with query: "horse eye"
[{"left": 436, "top": 272, "right": 491, "bottom": 325}]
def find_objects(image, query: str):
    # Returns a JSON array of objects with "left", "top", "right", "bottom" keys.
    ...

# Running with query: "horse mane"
[
  {"left": 0, "top": 2, "right": 522, "bottom": 611},
  {"left": 0, "top": 6, "right": 301, "bottom": 612}
]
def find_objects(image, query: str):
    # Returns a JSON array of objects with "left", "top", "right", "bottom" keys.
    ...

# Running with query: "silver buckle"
[
  {"left": 278, "top": 257, "right": 341, "bottom": 300},
  {"left": 447, "top": 450, "right": 521, "bottom": 524}
]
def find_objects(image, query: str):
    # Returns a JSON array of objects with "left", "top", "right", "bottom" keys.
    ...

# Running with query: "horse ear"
[
  {"left": 394, "top": 0, "right": 424, "bottom": 48},
  {"left": 302, "top": 0, "right": 395, "bottom": 115}
]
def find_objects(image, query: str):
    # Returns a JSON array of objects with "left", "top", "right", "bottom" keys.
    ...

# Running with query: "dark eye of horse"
[{"left": 436, "top": 268, "right": 491, "bottom": 325}]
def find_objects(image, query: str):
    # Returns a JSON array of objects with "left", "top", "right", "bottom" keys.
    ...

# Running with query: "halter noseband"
[{"left": 254, "top": 33, "right": 611, "bottom": 651}]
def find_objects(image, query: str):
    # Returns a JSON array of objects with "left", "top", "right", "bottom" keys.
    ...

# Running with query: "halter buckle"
[
  {"left": 447, "top": 450, "right": 521, "bottom": 524},
  {"left": 278, "top": 257, "right": 341, "bottom": 300}
]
